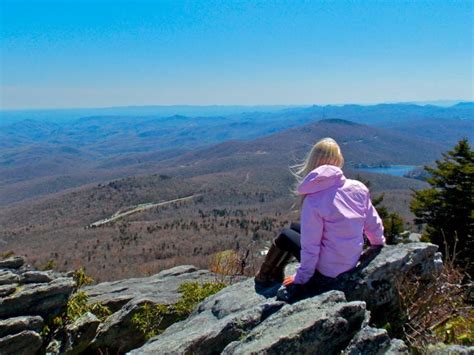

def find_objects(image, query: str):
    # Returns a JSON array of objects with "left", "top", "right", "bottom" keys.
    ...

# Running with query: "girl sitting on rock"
[{"left": 255, "top": 137, "right": 385, "bottom": 302}]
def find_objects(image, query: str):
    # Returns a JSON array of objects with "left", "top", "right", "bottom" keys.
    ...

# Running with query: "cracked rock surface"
[{"left": 3, "top": 243, "right": 469, "bottom": 355}]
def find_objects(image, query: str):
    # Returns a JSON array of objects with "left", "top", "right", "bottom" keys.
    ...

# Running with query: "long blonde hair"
[{"left": 290, "top": 137, "right": 344, "bottom": 208}]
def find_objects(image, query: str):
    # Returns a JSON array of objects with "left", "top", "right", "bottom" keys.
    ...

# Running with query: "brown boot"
[
  {"left": 270, "top": 252, "right": 292, "bottom": 282},
  {"left": 255, "top": 242, "right": 289, "bottom": 284}
]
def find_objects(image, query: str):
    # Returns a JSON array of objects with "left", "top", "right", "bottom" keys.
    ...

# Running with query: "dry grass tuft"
[
  {"left": 208, "top": 243, "right": 264, "bottom": 283},
  {"left": 396, "top": 236, "right": 473, "bottom": 351}
]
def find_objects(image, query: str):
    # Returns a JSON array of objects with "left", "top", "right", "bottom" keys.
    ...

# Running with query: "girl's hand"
[{"left": 283, "top": 275, "right": 295, "bottom": 286}]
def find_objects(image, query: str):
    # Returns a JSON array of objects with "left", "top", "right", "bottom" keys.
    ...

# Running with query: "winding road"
[{"left": 88, "top": 194, "right": 200, "bottom": 228}]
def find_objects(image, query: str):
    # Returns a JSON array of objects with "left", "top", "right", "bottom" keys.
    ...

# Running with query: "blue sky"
[{"left": 0, "top": 0, "right": 472, "bottom": 109}]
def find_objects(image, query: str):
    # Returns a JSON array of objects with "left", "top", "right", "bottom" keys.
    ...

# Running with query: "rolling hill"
[{"left": 0, "top": 118, "right": 434, "bottom": 281}]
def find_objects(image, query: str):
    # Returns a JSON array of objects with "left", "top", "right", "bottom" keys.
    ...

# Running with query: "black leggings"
[
  {"left": 274, "top": 222, "right": 338, "bottom": 294},
  {"left": 274, "top": 222, "right": 302, "bottom": 261}
]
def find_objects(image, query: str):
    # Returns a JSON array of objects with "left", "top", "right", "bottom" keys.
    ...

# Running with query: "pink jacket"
[{"left": 294, "top": 165, "right": 385, "bottom": 284}]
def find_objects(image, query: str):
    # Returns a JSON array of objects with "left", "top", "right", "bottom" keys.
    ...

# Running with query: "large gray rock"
[
  {"left": 0, "top": 270, "right": 21, "bottom": 285},
  {"left": 84, "top": 265, "right": 216, "bottom": 312},
  {"left": 129, "top": 243, "right": 440, "bottom": 355},
  {"left": 0, "top": 330, "right": 42, "bottom": 355},
  {"left": 128, "top": 278, "right": 285, "bottom": 354},
  {"left": 386, "top": 339, "right": 410, "bottom": 354},
  {"left": 22, "top": 270, "right": 54, "bottom": 284},
  {"left": 0, "top": 277, "right": 75, "bottom": 318},
  {"left": 343, "top": 326, "right": 407, "bottom": 355},
  {"left": 63, "top": 312, "right": 101, "bottom": 355},
  {"left": 0, "top": 256, "right": 25, "bottom": 270},
  {"left": 88, "top": 265, "right": 221, "bottom": 353},
  {"left": 283, "top": 243, "right": 441, "bottom": 325},
  {"left": 408, "top": 233, "right": 422, "bottom": 243},
  {"left": 0, "top": 315, "right": 43, "bottom": 338},
  {"left": 0, "top": 284, "right": 17, "bottom": 297},
  {"left": 222, "top": 291, "right": 366, "bottom": 354},
  {"left": 90, "top": 298, "right": 153, "bottom": 353},
  {"left": 337, "top": 243, "right": 442, "bottom": 324}
]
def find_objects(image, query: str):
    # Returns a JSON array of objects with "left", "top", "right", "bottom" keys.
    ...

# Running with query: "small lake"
[{"left": 354, "top": 165, "right": 418, "bottom": 177}]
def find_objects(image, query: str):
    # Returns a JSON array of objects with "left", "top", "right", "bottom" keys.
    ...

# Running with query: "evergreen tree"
[
  {"left": 410, "top": 139, "right": 473, "bottom": 276},
  {"left": 372, "top": 194, "right": 405, "bottom": 244},
  {"left": 356, "top": 175, "right": 405, "bottom": 244}
]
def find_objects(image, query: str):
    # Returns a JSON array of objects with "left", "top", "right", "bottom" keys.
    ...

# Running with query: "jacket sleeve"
[
  {"left": 364, "top": 196, "right": 385, "bottom": 246},
  {"left": 294, "top": 197, "right": 323, "bottom": 285}
]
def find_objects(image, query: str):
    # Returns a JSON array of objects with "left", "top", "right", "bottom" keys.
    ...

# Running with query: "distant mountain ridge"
[
  {"left": 0, "top": 103, "right": 472, "bottom": 205},
  {"left": 0, "top": 105, "right": 304, "bottom": 127},
  {"left": 1, "top": 101, "right": 472, "bottom": 127}
]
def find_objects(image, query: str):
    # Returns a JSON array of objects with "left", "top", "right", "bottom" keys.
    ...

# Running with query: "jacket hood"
[{"left": 297, "top": 164, "right": 346, "bottom": 195}]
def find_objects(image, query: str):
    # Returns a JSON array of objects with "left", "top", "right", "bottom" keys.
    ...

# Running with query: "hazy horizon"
[{"left": 0, "top": 99, "right": 472, "bottom": 113}]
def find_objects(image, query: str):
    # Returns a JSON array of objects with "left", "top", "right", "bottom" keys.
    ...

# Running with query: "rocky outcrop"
[
  {"left": 344, "top": 326, "right": 409, "bottom": 354},
  {"left": 89, "top": 298, "right": 160, "bottom": 352},
  {"left": 344, "top": 326, "right": 391, "bottom": 354},
  {"left": 128, "top": 277, "right": 286, "bottom": 354},
  {"left": 129, "top": 276, "right": 407, "bottom": 355},
  {"left": 338, "top": 243, "right": 442, "bottom": 310},
  {"left": 0, "top": 256, "right": 75, "bottom": 355},
  {"left": 0, "top": 330, "right": 43, "bottom": 355},
  {"left": 0, "top": 277, "right": 76, "bottom": 319},
  {"left": 0, "top": 256, "right": 25, "bottom": 269},
  {"left": 86, "top": 265, "right": 219, "bottom": 352},
  {"left": 22, "top": 270, "right": 55, "bottom": 284},
  {"left": 2, "top": 242, "right": 467, "bottom": 355},
  {"left": 43, "top": 312, "right": 99, "bottom": 355},
  {"left": 0, "top": 315, "right": 44, "bottom": 338},
  {"left": 222, "top": 291, "right": 366, "bottom": 354},
  {"left": 0, "top": 256, "right": 75, "bottom": 319},
  {"left": 84, "top": 265, "right": 215, "bottom": 312},
  {"left": 0, "top": 284, "right": 17, "bottom": 297},
  {"left": 333, "top": 242, "right": 442, "bottom": 329},
  {"left": 63, "top": 312, "right": 101, "bottom": 355},
  {"left": 282, "top": 243, "right": 442, "bottom": 326},
  {"left": 131, "top": 243, "right": 442, "bottom": 354},
  {"left": 0, "top": 270, "right": 20, "bottom": 285},
  {"left": 386, "top": 339, "right": 411, "bottom": 353}
]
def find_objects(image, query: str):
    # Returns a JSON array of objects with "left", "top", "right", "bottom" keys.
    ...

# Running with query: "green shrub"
[
  {"left": 173, "top": 281, "right": 226, "bottom": 317},
  {"left": 132, "top": 281, "right": 226, "bottom": 339},
  {"left": 73, "top": 267, "right": 94, "bottom": 288},
  {"left": 433, "top": 312, "right": 474, "bottom": 346},
  {"left": 131, "top": 303, "right": 170, "bottom": 339},
  {"left": 41, "top": 268, "right": 110, "bottom": 350},
  {"left": 66, "top": 291, "right": 111, "bottom": 322}
]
